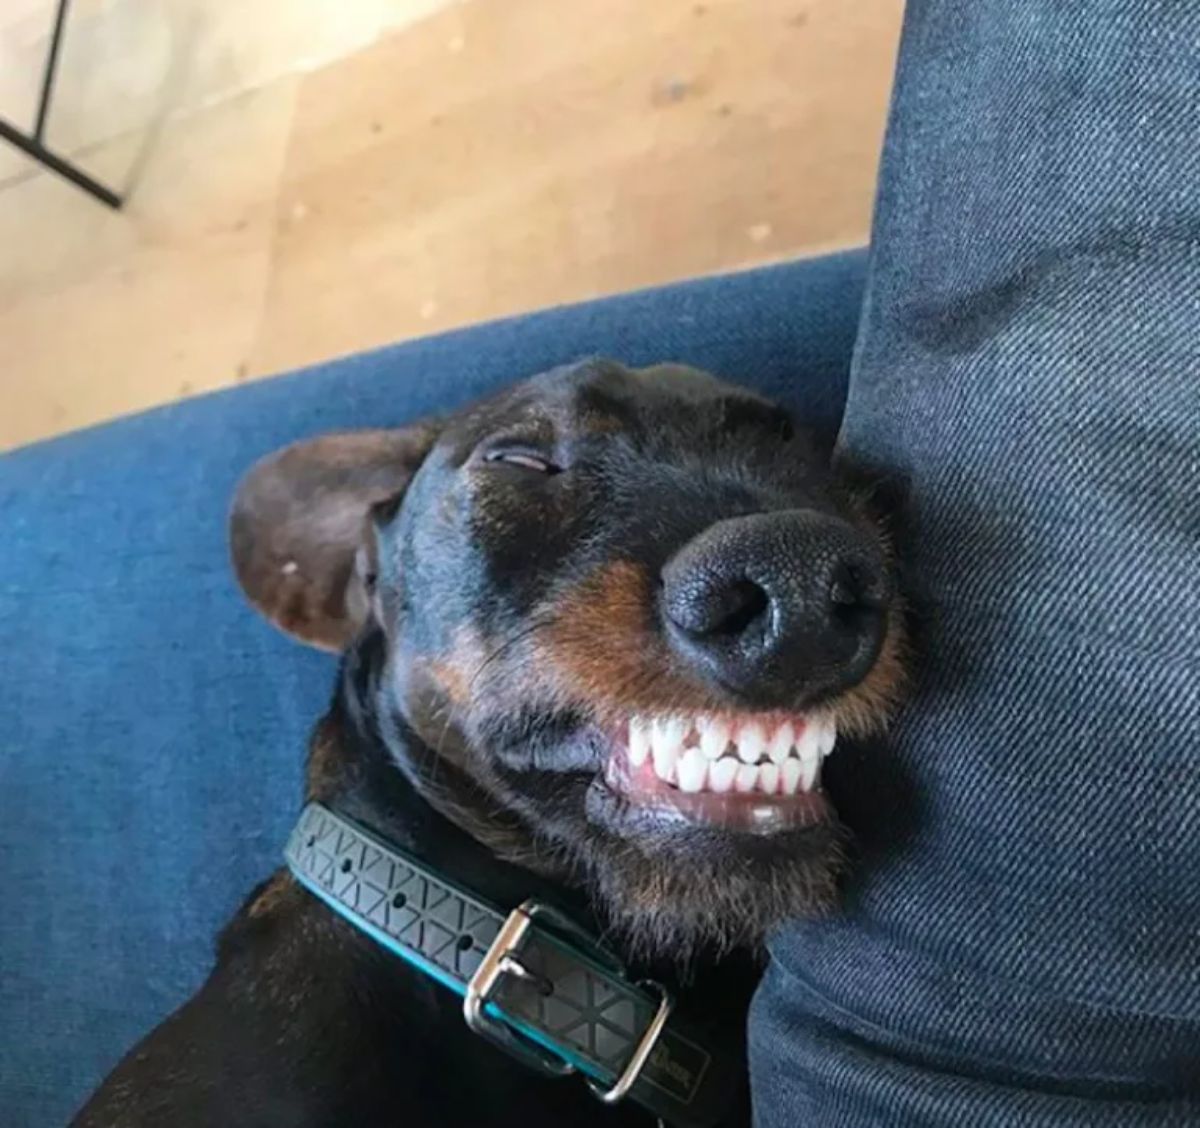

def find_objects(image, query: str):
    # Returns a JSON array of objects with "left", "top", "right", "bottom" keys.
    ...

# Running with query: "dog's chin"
[
  {"left": 580, "top": 774, "right": 845, "bottom": 963},
  {"left": 579, "top": 712, "right": 845, "bottom": 961}
]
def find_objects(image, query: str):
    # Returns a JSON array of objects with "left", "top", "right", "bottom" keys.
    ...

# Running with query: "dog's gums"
[{"left": 600, "top": 713, "right": 833, "bottom": 833}]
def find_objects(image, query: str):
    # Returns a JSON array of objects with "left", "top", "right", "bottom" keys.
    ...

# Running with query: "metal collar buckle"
[
  {"left": 463, "top": 899, "right": 674, "bottom": 1105},
  {"left": 587, "top": 978, "right": 673, "bottom": 1105}
]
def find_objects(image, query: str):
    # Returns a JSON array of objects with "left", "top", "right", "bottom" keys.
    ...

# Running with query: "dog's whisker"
[{"left": 466, "top": 616, "right": 555, "bottom": 691}]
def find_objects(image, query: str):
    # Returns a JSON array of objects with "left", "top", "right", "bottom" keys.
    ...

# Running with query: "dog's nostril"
[
  {"left": 668, "top": 575, "right": 770, "bottom": 639},
  {"left": 709, "top": 579, "right": 770, "bottom": 637}
]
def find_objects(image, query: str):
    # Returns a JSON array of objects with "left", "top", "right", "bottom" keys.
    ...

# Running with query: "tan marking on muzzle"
[{"left": 539, "top": 561, "right": 719, "bottom": 720}]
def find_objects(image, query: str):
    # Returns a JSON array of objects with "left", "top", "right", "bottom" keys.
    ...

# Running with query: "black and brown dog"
[{"left": 73, "top": 359, "right": 906, "bottom": 1128}]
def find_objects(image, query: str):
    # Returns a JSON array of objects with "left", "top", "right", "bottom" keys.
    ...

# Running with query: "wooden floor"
[{"left": 0, "top": 0, "right": 902, "bottom": 449}]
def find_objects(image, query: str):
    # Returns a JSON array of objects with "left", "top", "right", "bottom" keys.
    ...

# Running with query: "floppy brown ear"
[{"left": 229, "top": 424, "right": 438, "bottom": 651}]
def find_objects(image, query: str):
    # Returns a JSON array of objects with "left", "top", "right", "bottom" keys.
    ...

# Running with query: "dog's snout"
[{"left": 660, "top": 511, "right": 888, "bottom": 705}]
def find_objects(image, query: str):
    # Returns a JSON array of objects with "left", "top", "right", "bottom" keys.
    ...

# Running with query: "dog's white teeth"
[
  {"left": 795, "top": 721, "right": 821, "bottom": 763},
  {"left": 735, "top": 722, "right": 766, "bottom": 764},
  {"left": 767, "top": 721, "right": 795, "bottom": 764},
  {"left": 734, "top": 762, "right": 759, "bottom": 793},
  {"left": 628, "top": 717, "right": 651, "bottom": 767},
  {"left": 698, "top": 716, "right": 730, "bottom": 760},
  {"left": 708, "top": 756, "right": 739, "bottom": 793},
  {"left": 651, "top": 739, "right": 678, "bottom": 784},
  {"left": 624, "top": 712, "right": 828, "bottom": 795},
  {"left": 781, "top": 758, "right": 803, "bottom": 795},
  {"left": 676, "top": 747, "right": 708, "bottom": 793},
  {"left": 651, "top": 716, "right": 685, "bottom": 758},
  {"left": 818, "top": 717, "right": 838, "bottom": 757}
]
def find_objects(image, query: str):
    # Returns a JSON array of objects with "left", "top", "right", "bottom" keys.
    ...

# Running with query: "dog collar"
[{"left": 285, "top": 803, "right": 737, "bottom": 1128}]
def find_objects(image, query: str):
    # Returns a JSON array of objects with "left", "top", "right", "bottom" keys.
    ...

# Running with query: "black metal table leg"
[{"left": 0, "top": 0, "right": 123, "bottom": 209}]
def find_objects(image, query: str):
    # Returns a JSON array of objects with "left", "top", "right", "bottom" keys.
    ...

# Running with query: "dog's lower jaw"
[{"left": 581, "top": 779, "right": 846, "bottom": 964}]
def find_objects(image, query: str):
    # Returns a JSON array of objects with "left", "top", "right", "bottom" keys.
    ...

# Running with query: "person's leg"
[
  {"left": 0, "top": 252, "right": 865, "bottom": 1128},
  {"left": 752, "top": 5, "right": 1199, "bottom": 1125}
]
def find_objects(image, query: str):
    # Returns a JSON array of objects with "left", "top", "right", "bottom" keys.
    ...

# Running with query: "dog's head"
[{"left": 232, "top": 360, "right": 906, "bottom": 958}]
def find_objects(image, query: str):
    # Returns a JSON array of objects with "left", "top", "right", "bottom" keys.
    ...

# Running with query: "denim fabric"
[
  {"left": 0, "top": 252, "right": 866, "bottom": 1127},
  {"left": 752, "top": 4, "right": 1200, "bottom": 1126}
]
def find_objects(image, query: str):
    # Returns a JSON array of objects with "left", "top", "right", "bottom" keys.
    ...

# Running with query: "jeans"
[{"left": 750, "top": 3, "right": 1200, "bottom": 1125}]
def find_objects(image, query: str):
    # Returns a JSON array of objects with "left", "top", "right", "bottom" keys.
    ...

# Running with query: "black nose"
[{"left": 660, "top": 510, "right": 889, "bottom": 705}]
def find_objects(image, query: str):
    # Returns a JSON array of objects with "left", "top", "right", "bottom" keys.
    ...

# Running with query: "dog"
[{"left": 72, "top": 359, "right": 906, "bottom": 1128}]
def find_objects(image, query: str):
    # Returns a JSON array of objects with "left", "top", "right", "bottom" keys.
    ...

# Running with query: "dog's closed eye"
[{"left": 484, "top": 449, "right": 563, "bottom": 475}]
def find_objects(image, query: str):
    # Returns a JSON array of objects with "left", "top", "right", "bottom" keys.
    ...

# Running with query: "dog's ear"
[{"left": 230, "top": 424, "right": 438, "bottom": 651}]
